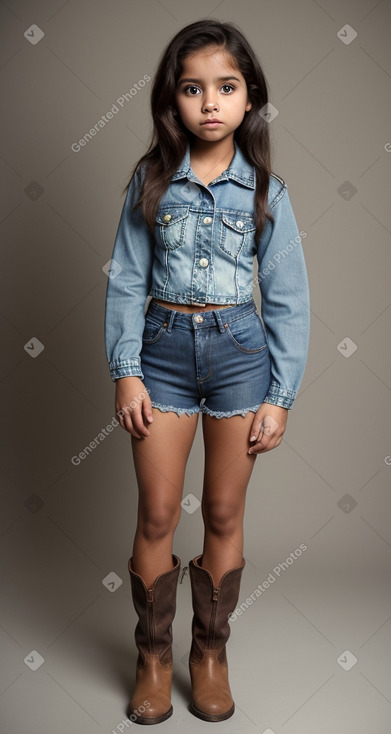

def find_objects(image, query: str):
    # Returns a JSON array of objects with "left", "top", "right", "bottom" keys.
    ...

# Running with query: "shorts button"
[
  {"left": 194, "top": 314, "right": 204, "bottom": 323},
  {"left": 163, "top": 213, "right": 172, "bottom": 221},
  {"left": 203, "top": 216, "right": 213, "bottom": 224},
  {"left": 199, "top": 258, "right": 209, "bottom": 267}
]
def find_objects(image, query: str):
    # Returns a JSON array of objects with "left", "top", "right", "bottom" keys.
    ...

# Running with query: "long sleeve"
[
  {"left": 256, "top": 182, "right": 310, "bottom": 409},
  {"left": 104, "top": 165, "right": 154, "bottom": 381}
]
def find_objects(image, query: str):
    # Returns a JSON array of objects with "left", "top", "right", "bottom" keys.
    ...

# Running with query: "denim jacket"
[{"left": 104, "top": 141, "right": 310, "bottom": 409}]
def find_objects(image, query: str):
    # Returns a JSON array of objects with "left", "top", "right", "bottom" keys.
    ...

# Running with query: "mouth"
[{"left": 201, "top": 120, "right": 223, "bottom": 126}]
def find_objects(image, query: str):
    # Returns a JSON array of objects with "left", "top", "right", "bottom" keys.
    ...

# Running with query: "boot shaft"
[
  {"left": 128, "top": 555, "right": 181, "bottom": 665},
  {"left": 189, "top": 555, "right": 245, "bottom": 656}
]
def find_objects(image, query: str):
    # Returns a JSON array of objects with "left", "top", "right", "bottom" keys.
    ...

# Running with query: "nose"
[{"left": 203, "top": 96, "right": 219, "bottom": 113}]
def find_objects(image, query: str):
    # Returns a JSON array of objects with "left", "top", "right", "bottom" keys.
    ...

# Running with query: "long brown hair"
[{"left": 123, "top": 19, "right": 275, "bottom": 242}]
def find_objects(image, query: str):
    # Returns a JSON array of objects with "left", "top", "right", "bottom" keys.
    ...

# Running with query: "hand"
[
  {"left": 247, "top": 404, "right": 288, "bottom": 454},
  {"left": 115, "top": 376, "right": 153, "bottom": 439}
]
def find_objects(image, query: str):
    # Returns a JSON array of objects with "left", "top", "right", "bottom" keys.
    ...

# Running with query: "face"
[{"left": 174, "top": 46, "right": 252, "bottom": 143}]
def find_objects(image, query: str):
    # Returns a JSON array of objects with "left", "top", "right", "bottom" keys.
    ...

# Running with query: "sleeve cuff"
[
  {"left": 263, "top": 381, "right": 297, "bottom": 410},
  {"left": 109, "top": 358, "right": 144, "bottom": 382}
]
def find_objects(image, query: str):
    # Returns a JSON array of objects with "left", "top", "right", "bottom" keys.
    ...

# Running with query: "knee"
[
  {"left": 202, "top": 499, "right": 242, "bottom": 536},
  {"left": 138, "top": 501, "right": 180, "bottom": 541}
]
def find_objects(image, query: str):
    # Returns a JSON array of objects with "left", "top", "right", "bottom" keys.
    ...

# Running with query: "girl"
[{"left": 105, "top": 19, "right": 310, "bottom": 725}]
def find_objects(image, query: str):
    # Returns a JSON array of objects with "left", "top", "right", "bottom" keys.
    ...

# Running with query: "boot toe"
[
  {"left": 189, "top": 658, "right": 234, "bottom": 721},
  {"left": 130, "top": 655, "right": 174, "bottom": 723},
  {"left": 128, "top": 702, "right": 173, "bottom": 725},
  {"left": 189, "top": 699, "right": 235, "bottom": 722}
]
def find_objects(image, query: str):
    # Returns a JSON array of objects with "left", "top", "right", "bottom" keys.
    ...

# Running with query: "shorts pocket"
[
  {"left": 225, "top": 311, "right": 268, "bottom": 353},
  {"left": 142, "top": 315, "right": 166, "bottom": 344}
]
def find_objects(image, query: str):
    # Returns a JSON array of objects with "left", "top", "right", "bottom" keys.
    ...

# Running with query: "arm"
[
  {"left": 104, "top": 165, "right": 155, "bottom": 437},
  {"left": 104, "top": 164, "right": 154, "bottom": 380},
  {"left": 248, "top": 181, "right": 310, "bottom": 453}
]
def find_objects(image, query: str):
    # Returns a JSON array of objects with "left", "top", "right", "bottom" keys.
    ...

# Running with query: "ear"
[{"left": 245, "top": 100, "right": 252, "bottom": 112}]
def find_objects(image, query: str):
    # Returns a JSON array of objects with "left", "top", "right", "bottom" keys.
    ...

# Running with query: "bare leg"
[
  {"left": 200, "top": 412, "right": 257, "bottom": 585},
  {"left": 131, "top": 409, "right": 199, "bottom": 588}
]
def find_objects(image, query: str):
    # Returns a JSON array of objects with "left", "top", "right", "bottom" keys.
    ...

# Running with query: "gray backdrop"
[{"left": 1, "top": 1, "right": 390, "bottom": 733}]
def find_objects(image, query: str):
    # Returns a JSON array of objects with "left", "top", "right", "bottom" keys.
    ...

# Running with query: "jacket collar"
[{"left": 171, "top": 139, "right": 255, "bottom": 189}]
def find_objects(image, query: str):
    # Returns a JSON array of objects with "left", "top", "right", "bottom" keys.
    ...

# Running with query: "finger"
[
  {"left": 248, "top": 427, "right": 276, "bottom": 454},
  {"left": 141, "top": 393, "right": 154, "bottom": 425},
  {"left": 116, "top": 405, "right": 142, "bottom": 438},
  {"left": 249, "top": 413, "right": 280, "bottom": 449},
  {"left": 127, "top": 406, "right": 150, "bottom": 438},
  {"left": 116, "top": 408, "right": 127, "bottom": 431},
  {"left": 249, "top": 434, "right": 282, "bottom": 455},
  {"left": 262, "top": 414, "right": 280, "bottom": 437},
  {"left": 248, "top": 437, "right": 271, "bottom": 454},
  {"left": 249, "top": 415, "right": 264, "bottom": 443}
]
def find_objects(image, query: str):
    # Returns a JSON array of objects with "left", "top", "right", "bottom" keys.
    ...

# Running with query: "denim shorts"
[{"left": 139, "top": 298, "right": 272, "bottom": 419}]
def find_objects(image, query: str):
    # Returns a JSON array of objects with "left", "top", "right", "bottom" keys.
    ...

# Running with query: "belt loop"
[
  {"left": 213, "top": 309, "right": 226, "bottom": 333},
  {"left": 166, "top": 309, "right": 175, "bottom": 333}
]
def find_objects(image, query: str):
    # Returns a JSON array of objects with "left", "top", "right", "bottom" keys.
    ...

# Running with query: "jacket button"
[
  {"left": 203, "top": 216, "right": 213, "bottom": 224},
  {"left": 163, "top": 214, "right": 172, "bottom": 221},
  {"left": 199, "top": 258, "right": 209, "bottom": 268},
  {"left": 236, "top": 220, "right": 244, "bottom": 228}
]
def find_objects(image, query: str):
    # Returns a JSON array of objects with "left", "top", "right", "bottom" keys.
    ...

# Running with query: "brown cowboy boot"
[
  {"left": 188, "top": 554, "right": 245, "bottom": 722},
  {"left": 128, "top": 554, "right": 180, "bottom": 724}
]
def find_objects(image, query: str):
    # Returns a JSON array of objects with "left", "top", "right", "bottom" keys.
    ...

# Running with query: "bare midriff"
[{"left": 152, "top": 298, "right": 236, "bottom": 313}]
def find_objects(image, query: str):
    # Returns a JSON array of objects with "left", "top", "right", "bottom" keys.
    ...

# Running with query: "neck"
[{"left": 190, "top": 136, "right": 235, "bottom": 164}]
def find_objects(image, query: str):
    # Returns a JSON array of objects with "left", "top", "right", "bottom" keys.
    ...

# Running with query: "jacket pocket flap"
[
  {"left": 155, "top": 206, "right": 190, "bottom": 226},
  {"left": 221, "top": 213, "right": 256, "bottom": 232}
]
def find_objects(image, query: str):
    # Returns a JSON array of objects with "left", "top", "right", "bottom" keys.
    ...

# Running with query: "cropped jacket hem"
[{"left": 147, "top": 287, "right": 249, "bottom": 305}]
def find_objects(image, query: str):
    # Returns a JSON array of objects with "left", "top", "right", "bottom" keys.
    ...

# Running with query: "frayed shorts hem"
[
  {"left": 151, "top": 401, "right": 262, "bottom": 419},
  {"left": 151, "top": 401, "right": 199, "bottom": 417}
]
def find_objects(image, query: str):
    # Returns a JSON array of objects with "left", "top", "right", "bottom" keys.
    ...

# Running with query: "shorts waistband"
[{"left": 146, "top": 298, "right": 257, "bottom": 333}]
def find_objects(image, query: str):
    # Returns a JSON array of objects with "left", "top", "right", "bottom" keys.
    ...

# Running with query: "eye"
[
  {"left": 183, "top": 85, "right": 201, "bottom": 95},
  {"left": 221, "top": 84, "right": 235, "bottom": 93}
]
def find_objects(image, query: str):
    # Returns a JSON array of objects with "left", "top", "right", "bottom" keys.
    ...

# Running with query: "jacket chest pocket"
[
  {"left": 218, "top": 213, "right": 256, "bottom": 257},
  {"left": 155, "top": 206, "right": 190, "bottom": 250}
]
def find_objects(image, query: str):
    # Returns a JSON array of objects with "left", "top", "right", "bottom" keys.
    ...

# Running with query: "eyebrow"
[{"left": 178, "top": 76, "right": 241, "bottom": 85}]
